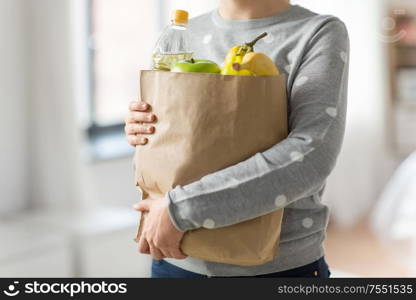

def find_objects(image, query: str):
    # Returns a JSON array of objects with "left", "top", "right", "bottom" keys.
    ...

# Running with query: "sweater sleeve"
[{"left": 167, "top": 19, "right": 350, "bottom": 232}]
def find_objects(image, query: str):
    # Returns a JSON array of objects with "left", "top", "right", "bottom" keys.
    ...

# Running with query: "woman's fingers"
[
  {"left": 166, "top": 248, "right": 188, "bottom": 260},
  {"left": 125, "top": 101, "right": 155, "bottom": 147},
  {"left": 125, "top": 111, "right": 156, "bottom": 124},
  {"left": 148, "top": 240, "right": 166, "bottom": 260},
  {"left": 125, "top": 123, "right": 155, "bottom": 135},
  {"left": 130, "top": 101, "right": 149, "bottom": 112},
  {"left": 138, "top": 236, "right": 150, "bottom": 254},
  {"left": 127, "top": 135, "right": 148, "bottom": 146}
]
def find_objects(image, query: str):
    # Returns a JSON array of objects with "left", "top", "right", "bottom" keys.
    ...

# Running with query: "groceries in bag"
[
  {"left": 171, "top": 58, "right": 221, "bottom": 74},
  {"left": 152, "top": 10, "right": 193, "bottom": 71},
  {"left": 134, "top": 12, "right": 286, "bottom": 266},
  {"left": 221, "top": 32, "right": 280, "bottom": 76}
]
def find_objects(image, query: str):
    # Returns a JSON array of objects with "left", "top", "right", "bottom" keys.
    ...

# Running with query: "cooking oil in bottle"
[
  {"left": 152, "top": 53, "right": 193, "bottom": 71},
  {"left": 152, "top": 10, "right": 193, "bottom": 71}
]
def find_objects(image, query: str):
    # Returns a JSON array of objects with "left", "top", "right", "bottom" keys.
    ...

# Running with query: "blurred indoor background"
[{"left": 1, "top": 0, "right": 416, "bottom": 277}]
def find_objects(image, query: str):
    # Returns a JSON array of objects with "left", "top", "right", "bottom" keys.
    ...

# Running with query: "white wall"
[
  {"left": 83, "top": 158, "right": 139, "bottom": 208},
  {"left": 0, "top": 0, "right": 91, "bottom": 214},
  {"left": 26, "top": 0, "right": 87, "bottom": 210},
  {"left": 0, "top": 0, "right": 28, "bottom": 215},
  {"left": 293, "top": 0, "right": 395, "bottom": 226}
]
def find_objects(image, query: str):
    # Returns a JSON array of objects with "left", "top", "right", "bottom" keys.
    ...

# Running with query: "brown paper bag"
[{"left": 134, "top": 70, "right": 288, "bottom": 266}]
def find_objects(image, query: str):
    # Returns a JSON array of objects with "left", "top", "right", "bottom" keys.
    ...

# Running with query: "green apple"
[{"left": 171, "top": 58, "right": 221, "bottom": 74}]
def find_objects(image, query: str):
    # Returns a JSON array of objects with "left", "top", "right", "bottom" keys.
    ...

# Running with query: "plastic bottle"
[{"left": 152, "top": 10, "right": 193, "bottom": 71}]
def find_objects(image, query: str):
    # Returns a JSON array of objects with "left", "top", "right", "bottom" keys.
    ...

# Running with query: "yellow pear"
[{"left": 240, "top": 52, "right": 279, "bottom": 76}]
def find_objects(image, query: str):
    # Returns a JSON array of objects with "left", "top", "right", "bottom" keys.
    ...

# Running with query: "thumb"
[{"left": 133, "top": 201, "right": 150, "bottom": 212}]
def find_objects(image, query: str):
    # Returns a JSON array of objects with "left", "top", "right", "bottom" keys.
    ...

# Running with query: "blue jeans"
[{"left": 151, "top": 257, "right": 331, "bottom": 278}]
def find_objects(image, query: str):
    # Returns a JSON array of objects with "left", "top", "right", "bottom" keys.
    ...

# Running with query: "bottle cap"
[{"left": 172, "top": 9, "right": 189, "bottom": 24}]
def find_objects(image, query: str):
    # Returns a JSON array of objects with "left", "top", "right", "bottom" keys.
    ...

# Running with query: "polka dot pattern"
[
  {"left": 295, "top": 76, "right": 309, "bottom": 87},
  {"left": 326, "top": 107, "right": 338, "bottom": 118},
  {"left": 203, "top": 218, "right": 215, "bottom": 229},
  {"left": 302, "top": 217, "right": 314, "bottom": 228},
  {"left": 263, "top": 33, "right": 275, "bottom": 44},
  {"left": 274, "top": 195, "right": 287, "bottom": 207},
  {"left": 304, "top": 136, "right": 313, "bottom": 144},
  {"left": 383, "top": 17, "right": 396, "bottom": 30},
  {"left": 340, "top": 51, "right": 348, "bottom": 63},
  {"left": 290, "top": 151, "right": 304, "bottom": 162},
  {"left": 202, "top": 34, "right": 213, "bottom": 44}
]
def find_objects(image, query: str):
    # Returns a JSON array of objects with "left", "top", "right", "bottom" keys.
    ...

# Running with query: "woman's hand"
[
  {"left": 125, "top": 101, "right": 156, "bottom": 146},
  {"left": 134, "top": 198, "right": 187, "bottom": 260}
]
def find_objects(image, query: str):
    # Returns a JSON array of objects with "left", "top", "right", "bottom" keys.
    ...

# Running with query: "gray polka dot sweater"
[{"left": 164, "top": 5, "right": 349, "bottom": 276}]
